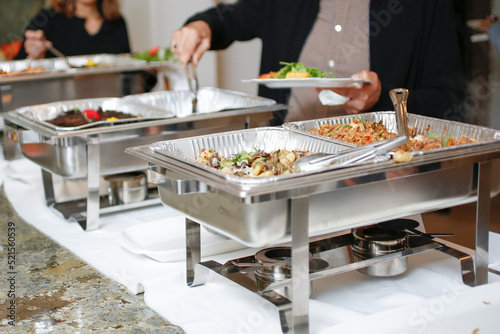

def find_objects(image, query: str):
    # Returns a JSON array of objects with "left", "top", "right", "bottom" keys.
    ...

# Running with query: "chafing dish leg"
[
  {"left": 186, "top": 218, "right": 209, "bottom": 287},
  {"left": 84, "top": 134, "right": 101, "bottom": 231},
  {"left": 475, "top": 161, "right": 491, "bottom": 285},
  {"left": 290, "top": 196, "right": 310, "bottom": 333},
  {"left": 41, "top": 169, "right": 56, "bottom": 206},
  {"left": 435, "top": 245, "right": 475, "bottom": 287}
]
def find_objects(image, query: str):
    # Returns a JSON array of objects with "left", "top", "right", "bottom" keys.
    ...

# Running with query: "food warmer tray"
[
  {"left": 128, "top": 120, "right": 500, "bottom": 247},
  {"left": 127, "top": 115, "right": 500, "bottom": 332},
  {"left": 3, "top": 90, "right": 281, "bottom": 230},
  {"left": 0, "top": 54, "right": 148, "bottom": 83},
  {"left": 126, "top": 114, "right": 500, "bottom": 333},
  {"left": 282, "top": 111, "right": 499, "bottom": 149}
]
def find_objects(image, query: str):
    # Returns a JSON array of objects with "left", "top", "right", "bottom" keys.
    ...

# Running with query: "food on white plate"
[
  {"left": 258, "top": 62, "right": 334, "bottom": 79},
  {"left": 132, "top": 46, "right": 175, "bottom": 62}
]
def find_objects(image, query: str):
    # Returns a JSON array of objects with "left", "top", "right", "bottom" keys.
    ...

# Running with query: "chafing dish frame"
[
  {"left": 126, "top": 114, "right": 500, "bottom": 333},
  {"left": 187, "top": 226, "right": 475, "bottom": 333}
]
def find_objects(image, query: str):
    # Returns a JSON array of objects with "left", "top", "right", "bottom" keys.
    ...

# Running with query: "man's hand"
[{"left": 170, "top": 20, "right": 212, "bottom": 68}]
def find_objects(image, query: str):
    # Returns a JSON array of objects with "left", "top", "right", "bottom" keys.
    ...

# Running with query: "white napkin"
[
  {"left": 318, "top": 90, "right": 350, "bottom": 106},
  {"left": 490, "top": 232, "right": 500, "bottom": 273}
]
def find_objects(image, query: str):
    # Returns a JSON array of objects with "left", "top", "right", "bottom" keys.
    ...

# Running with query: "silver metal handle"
[
  {"left": 390, "top": 88, "right": 410, "bottom": 140},
  {"left": 148, "top": 165, "right": 208, "bottom": 194}
]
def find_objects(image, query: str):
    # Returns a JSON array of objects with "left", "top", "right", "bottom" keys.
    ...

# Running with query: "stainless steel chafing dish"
[
  {"left": 0, "top": 54, "right": 150, "bottom": 159},
  {"left": 3, "top": 89, "right": 281, "bottom": 230},
  {"left": 126, "top": 112, "right": 500, "bottom": 333},
  {"left": 0, "top": 54, "right": 148, "bottom": 111}
]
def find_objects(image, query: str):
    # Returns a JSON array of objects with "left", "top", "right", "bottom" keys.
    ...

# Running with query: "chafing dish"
[
  {"left": 0, "top": 54, "right": 149, "bottom": 159},
  {"left": 126, "top": 111, "right": 500, "bottom": 333},
  {"left": 3, "top": 90, "right": 281, "bottom": 230},
  {"left": 0, "top": 54, "right": 147, "bottom": 83}
]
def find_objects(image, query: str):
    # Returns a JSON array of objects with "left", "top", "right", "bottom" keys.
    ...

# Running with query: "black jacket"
[{"left": 187, "top": 0, "right": 466, "bottom": 122}]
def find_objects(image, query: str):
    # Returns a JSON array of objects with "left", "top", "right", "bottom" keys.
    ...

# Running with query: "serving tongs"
[
  {"left": 293, "top": 88, "right": 410, "bottom": 172},
  {"left": 186, "top": 60, "right": 199, "bottom": 113},
  {"left": 43, "top": 41, "right": 66, "bottom": 58}
]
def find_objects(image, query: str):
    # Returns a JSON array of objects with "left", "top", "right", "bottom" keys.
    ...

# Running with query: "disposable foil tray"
[
  {"left": 123, "top": 87, "right": 276, "bottom": 117},
  {"left": 14, "top": 97, "right": 170, "bottom": 131},
  {"left": 0, "top": 58, "right": 68, "bottom": 76},
  {"left": 0, "top": 54, "right": 147, "bottom": 83},
  {"left": 282, "top": 112, "right": 500, "bottom": 152},
  {"left": 65, "top": 54, "right": 146, "bottom": 71},
  {"left": 148, "top": 127, "right": 350, "bottom": 185},
  {"left": 127, "top": 118, "right": 500, "bottom": 247}
]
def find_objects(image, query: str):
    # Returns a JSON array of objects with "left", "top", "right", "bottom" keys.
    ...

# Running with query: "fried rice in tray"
[{"left": 310, "top": 117, "right": 479, "bottom": 151}]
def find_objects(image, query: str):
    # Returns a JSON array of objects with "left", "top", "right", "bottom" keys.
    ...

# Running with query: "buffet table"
[{"left": 2, "top": 155, "right": 500, "bottom": 334}]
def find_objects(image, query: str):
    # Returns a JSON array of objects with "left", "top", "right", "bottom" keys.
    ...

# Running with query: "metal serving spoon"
[{"left": 292, "top": 88, "right": 410, "bottom": 172}]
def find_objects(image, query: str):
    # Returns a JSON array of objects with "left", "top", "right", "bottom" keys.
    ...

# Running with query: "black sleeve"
[{"left": 185, "top": 0, "right": 265, "bottom": 50}]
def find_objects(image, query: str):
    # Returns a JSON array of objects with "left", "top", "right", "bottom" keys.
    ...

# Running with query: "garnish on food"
[
  {"left": 258, "top": 62, "right": 334, "bottom": 79},
  {"left": 132, "top": 46, "right": 175, "bottom": 62}
]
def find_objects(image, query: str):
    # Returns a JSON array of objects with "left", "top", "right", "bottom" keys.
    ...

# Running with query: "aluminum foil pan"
[
  {"left": 0, "top": 58, "right": 69, "bottom": 76},
  {"left": 123, "top": 87, "right": 276, "bottom": 117},
  {"left": 148, "top": 127, "right": 350, "bottom": 185},
  {"left": 65, "top": 54, "right": 146, "bottom": 70},
  {"left": 14, "top": 97, "right": 170, "bottom": 131},
  {"left": 283, "top": 112, "right": 500, "bottom": 153}
]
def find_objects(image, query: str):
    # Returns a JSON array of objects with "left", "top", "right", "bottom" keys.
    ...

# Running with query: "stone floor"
[{"left": 0, "top": 185, "right": 185, "bottom": 333}]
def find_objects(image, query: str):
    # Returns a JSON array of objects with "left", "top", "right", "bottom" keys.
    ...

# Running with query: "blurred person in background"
[
  {"left": 171, "top": 0, "right": 465, "bottom": 125},
  {"left": 15, "top": 0, "right": 130, "bottom": 59}
]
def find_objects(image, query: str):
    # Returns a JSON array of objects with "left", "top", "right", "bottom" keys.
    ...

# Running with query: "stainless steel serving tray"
[
  {"left": 123, "top": 87, "right": 276, "bottom": 117},
  {"left": 126, "top": 115, "right": 500, "bottom": 247},
  {"left": 14, "top": 97, "right": 170, "bottom": 131},
  {"left": 0, "top": 54, "right": 147, "bottom": 84},
  {"left": 282, "top": 112, "right": 500, "bottom": 151},
  {"left": 4, "top": 91, "right": 280, "bottom": 177}
]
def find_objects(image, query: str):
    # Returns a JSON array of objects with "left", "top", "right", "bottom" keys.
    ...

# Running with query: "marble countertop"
[{"left": 0, "top": 185, "right": 185, "bottom": 333}]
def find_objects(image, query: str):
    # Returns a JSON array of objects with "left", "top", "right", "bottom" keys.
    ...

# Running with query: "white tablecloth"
[{"left": 2, "top": 157, "right": 500, "bottom": 334}]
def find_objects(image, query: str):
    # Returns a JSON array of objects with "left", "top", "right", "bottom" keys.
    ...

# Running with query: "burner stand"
[{"left": 185, "top": 214, "right": 475, "bottom": 334}]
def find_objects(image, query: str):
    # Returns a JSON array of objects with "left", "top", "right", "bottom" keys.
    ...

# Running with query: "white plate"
[
  {"left": 117, "top": 216, "right": 247, "bottom": 262},
  {"left": 242, "top": 78, "right": 369, "bottom": 89}
]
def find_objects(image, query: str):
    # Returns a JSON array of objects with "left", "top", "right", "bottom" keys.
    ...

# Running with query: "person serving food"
[{"left": 171, "top": 0, "right": 465, "bottom": 125}]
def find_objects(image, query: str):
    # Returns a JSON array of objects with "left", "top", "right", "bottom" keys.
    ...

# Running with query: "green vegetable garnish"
[
  {"left": 441, "top": 133, "right": 452, "bottom": 147},
  {"left": 275, "top": 62, "right": 334, "bottom": 79},
  {"left": 132, "top": 47, "right": 176, "bottom": 62},
  {"left": 354, "top": 117, "right": 367, "bottom": 126},
  {"left": 424, "top": 133, "right": 442, "bottom": 140}
]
